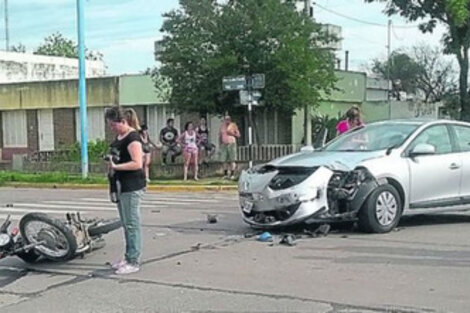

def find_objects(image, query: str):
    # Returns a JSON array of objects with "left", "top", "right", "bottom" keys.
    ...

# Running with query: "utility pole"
[
  {"left": 303, "top": 0, "right": 312, "bottom": 146},
  {"left": 247, "top": 76, "right": 254, "bottom": 168},
  {"left": 77, "top": 0, "right": 88, "bottom": 178},
  {"left": 4, "top": 0, "right": 9, "bottom": 51},
  {"left": 387, "top": 19, "right": 392, "bottom": 119}
]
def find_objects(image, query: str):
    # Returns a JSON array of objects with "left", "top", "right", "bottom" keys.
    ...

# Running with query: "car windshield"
[{"left": 324, "top": 122, "right": 419, "bottom": 152}]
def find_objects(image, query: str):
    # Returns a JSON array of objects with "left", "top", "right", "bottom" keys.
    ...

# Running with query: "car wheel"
[{"left": 358, "top": 184, "right": 402, "bottom": 233}]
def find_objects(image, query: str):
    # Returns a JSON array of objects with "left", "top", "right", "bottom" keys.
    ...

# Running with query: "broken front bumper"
[
  {"left": 238, "top": 167, "right": 333, "bottom": 227},
  {"left": 238, "top": 166, "right": 379, "bottom": 228}
]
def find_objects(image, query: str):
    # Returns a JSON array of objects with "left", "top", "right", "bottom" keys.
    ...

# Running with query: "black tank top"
[
  {"left": 110, "top": 131, "right": 146, "bottom": 192},
  {"left": 197, "top": 126, "right": 209, "bottom": 143}
]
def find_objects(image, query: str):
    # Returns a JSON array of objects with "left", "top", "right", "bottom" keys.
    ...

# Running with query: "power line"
[{"left": 313, "top": 2, "right": 418, "bottom": 29}]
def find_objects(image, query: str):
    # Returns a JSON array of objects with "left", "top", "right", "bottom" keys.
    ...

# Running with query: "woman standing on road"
[{"left": 105, "top": 106, "right": 146, "bottom": 275}]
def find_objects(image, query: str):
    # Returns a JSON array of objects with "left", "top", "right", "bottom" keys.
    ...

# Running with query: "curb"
[{"left": 1, "top": 182, "right": 238, "bottom": 192}]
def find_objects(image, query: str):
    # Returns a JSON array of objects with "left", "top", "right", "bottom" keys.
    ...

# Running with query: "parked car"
[{"left": 238, "top": 119, "right": 470, "bottom": 233}]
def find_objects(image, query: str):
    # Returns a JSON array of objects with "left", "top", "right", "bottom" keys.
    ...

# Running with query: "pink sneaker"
[
  {"left": 115, "top": 263, "right": 140, "bottom": 275},
  {"left": 111, "top": 259, "right": 126, "bottom": 270}
]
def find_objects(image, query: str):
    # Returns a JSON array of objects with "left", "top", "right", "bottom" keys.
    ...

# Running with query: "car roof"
[{"left": 370, "top": 118, "right": 470, "bottom": 127}]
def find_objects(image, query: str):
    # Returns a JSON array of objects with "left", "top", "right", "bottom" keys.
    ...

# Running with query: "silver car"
[{"left": 239, "top": 119, "right": 470, "bottom": 233}]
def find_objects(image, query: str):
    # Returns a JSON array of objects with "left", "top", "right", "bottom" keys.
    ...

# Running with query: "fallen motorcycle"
[{"left": 0, "top": 212, "right": 121, "bottom": 263}]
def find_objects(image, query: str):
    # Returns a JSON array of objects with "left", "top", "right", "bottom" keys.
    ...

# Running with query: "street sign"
[
  {"left": 239, "top": 90, "right": 262, "bottom": 106},
  {"left": 252, "top": 74, "right": 265, "bottom": 89},
  {"left": 222, "top": 76, "right": 246, "bottom": 91}
]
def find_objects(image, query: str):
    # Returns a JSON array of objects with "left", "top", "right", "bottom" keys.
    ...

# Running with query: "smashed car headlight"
[
  {"left": 298, "top": 187, "right": 320, "bottom": 202},
  {"left": 268, "top": 167, "right": 317, "bottom": 191},
  {"left": 246, "top": 164, "right": 277, "bottom": 175}
]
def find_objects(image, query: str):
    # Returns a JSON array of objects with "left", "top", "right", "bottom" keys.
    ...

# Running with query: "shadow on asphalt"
[{"left": 398, "top": 213, "right": 470, "bottom": 228}]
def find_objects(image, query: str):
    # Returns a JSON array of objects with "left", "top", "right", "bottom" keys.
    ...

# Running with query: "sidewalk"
[{"left": 1, "top": 179, "right": 238, "bottom": 192}]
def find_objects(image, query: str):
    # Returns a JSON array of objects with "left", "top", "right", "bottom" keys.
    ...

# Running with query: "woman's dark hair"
[
  {"left": 346, "top": 106, "right": 360, "bottom": 121},
  {"left": 184, "top": 121, "right": 193, "bottom": 131},
  {"left": 105, "top": 106, "right": 125, "bottom": 122},
  {"left": 140, "top": 124, "right": 148, "bottom": 131}
]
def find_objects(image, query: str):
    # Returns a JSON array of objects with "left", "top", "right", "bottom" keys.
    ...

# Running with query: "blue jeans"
[{"left": 117, "top": 189, "right": 144, "bottom": 265}]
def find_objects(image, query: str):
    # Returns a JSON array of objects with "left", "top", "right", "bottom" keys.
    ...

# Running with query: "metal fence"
[
  {"left": 28, "top": 150, "right": 70, "bottom": 162},
  {"left": 237, "top": 144, "right": 300, "bottom": 162},
  {"left": 28, "top": 144, "right": 300, "bottom": 164}
]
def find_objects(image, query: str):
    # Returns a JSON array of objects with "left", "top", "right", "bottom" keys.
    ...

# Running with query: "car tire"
[{"left": 358, "top": 184, "right": 402, "bottom": 233}]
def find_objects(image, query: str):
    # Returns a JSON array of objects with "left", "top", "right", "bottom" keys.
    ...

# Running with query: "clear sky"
[{"left": 5, "top": 0, "right": 447, "bottom": 75}]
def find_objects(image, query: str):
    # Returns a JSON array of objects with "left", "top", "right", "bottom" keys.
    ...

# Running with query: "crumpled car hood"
[{"left": 267, "top": 150, "right": 386, "bottom": 171}]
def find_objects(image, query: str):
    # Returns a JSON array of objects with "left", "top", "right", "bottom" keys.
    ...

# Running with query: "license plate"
[{"left": 242, "top": 200, "right": 254, "bottom": 213}]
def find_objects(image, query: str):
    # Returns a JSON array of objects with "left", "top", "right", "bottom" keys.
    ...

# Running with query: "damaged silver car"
[{"left": 239, "top": 119, "right": 470, "bottom": 233}]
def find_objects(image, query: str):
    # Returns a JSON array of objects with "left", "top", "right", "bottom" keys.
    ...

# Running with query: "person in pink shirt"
[{"left": 336, "top": 106, "right": 364, "bottom": 135}]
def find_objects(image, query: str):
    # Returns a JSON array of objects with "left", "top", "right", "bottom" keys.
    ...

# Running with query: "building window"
[
  {"left": 75, "top": 107, "right": 105, "bottom": 142},
  {"left": 2, "top": 110, "right": 27, "bottom": 148}
]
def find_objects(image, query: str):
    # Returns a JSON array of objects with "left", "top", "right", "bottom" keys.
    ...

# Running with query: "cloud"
[{"left": 7, "top": 0, "right": 178, "bottom": 73}]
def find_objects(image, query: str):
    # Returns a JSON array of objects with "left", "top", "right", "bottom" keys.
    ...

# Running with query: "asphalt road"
[{"left": 1, "top": 187, "right": 470, "bottom": 313}]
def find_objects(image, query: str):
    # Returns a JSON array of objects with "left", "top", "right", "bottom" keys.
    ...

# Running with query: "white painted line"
[
  {"left": 44, "top": 200, "right": 165, "bottom": 208},
  {"left": 6, "top": 203, "right": 117, "bottom": 211},
  {"left": 14, "top": 202, "right": 165, "bottom": 210},
  {"left": 78, "top": 198, "right": 193, "bottom": 206},
  {"left": 0, "top": 214, "right": 27, "bottom": 221},
  {"left": 0, "top": 208, "right": 96, "bottom": 215},
  {"left": 142, "top": 197, "right": 219, "bottom": 203}
]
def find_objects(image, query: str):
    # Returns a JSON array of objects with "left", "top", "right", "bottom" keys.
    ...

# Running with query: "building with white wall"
[{"left": 0, "top": 51, "right": 106, "bottom": 83}]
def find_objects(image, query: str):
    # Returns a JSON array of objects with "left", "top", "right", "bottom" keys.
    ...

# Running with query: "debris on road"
[
  {"left": 207, "top": 214, "right": 218, "bottom": 224},
  {"left": 257, "top": 232, "right": 273, "bottom": 242},
  {"left": 244, "top": 232, "right": 256, "bottom": 238},
  {"left": 279, "top": 234, "right": 296, "bottom": 246},
  {"left": 303, "top": 224, "right": 331, "bottom": 238},
  {"left": 191, "top": 243, "right": 202, "bottom": 250},
  {"left": 152, "top": 232, "right": 166, "bottom": 239}
]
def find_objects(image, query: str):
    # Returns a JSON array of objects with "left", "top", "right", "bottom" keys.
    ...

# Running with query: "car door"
[
  {"left": 406, "top": 125, "right": 462, "bottom": 208},
  {"left": 450, "top": 124, "right": 470, "bottom": 201}
]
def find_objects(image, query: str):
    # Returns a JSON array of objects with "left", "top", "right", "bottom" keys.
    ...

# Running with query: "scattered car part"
[
  {"left": 257, "top": 232, "right": 273, "bottom": 242},
  {"left": 279, "top": 234, "right": 296, "bottom": 246}
]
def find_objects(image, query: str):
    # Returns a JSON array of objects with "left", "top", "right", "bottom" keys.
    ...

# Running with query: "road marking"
[
  {"left": 0, "top": 208, "right": 101, "bottom": 215},
  {"left": 0, "top": 214, "right": 26, "bottom": 221},
  {"left": 79, "top": 197, "right": 198, "bottom": 206},
  {"left": 43, "top": 200, "right": 166, "bottom": 208},
  {"left": 4, "top": 203, "right": 118, "bottom": 211},
  {"left": 13, "top": 202, "right": 166, "bottom": 210}
]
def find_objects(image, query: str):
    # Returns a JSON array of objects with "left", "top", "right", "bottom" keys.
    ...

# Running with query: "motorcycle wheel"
[
  {"left": 19, "top": 213, "right": 77, "bottom": 262},
  {"left": 87, "top": 219, "right": 121, "bottom": 237}
]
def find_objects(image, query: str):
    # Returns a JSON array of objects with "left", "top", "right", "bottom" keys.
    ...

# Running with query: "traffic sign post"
[
  {"left": 222, "top": 73, "right": 265, "bottom": 168},
  {"left": 222, "top": 76, "right": 247, "bottom": 91}
]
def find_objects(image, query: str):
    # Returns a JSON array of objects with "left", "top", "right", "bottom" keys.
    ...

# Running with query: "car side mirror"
[
  {"left": 300, "top": 146, "right": 315, "bottom": 153},
  {"left": 409, "top": 143, "right": 436, "bottom": 157}
]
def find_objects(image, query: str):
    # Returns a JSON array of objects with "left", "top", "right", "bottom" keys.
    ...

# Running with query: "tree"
[
  {"left": 412, "top": 44, "right": 458, "bottom": 103},
  {"left": 365, "top": 0, "right": 470, "bottom": 120},
  {"left": 158, "top": 0, "right": 337, "bottom": 115},
  {"left": 371, "top": 44, "right": 458, "bottom": 103},
  {"left": 34, "top": 32, "right": 103, "bottom": 61},
  {"left": 371, "top": 51, "right": 422, "bottom": 100},
  {"left": 143, "top": 67, "right": 172, "bottom": 103}
]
